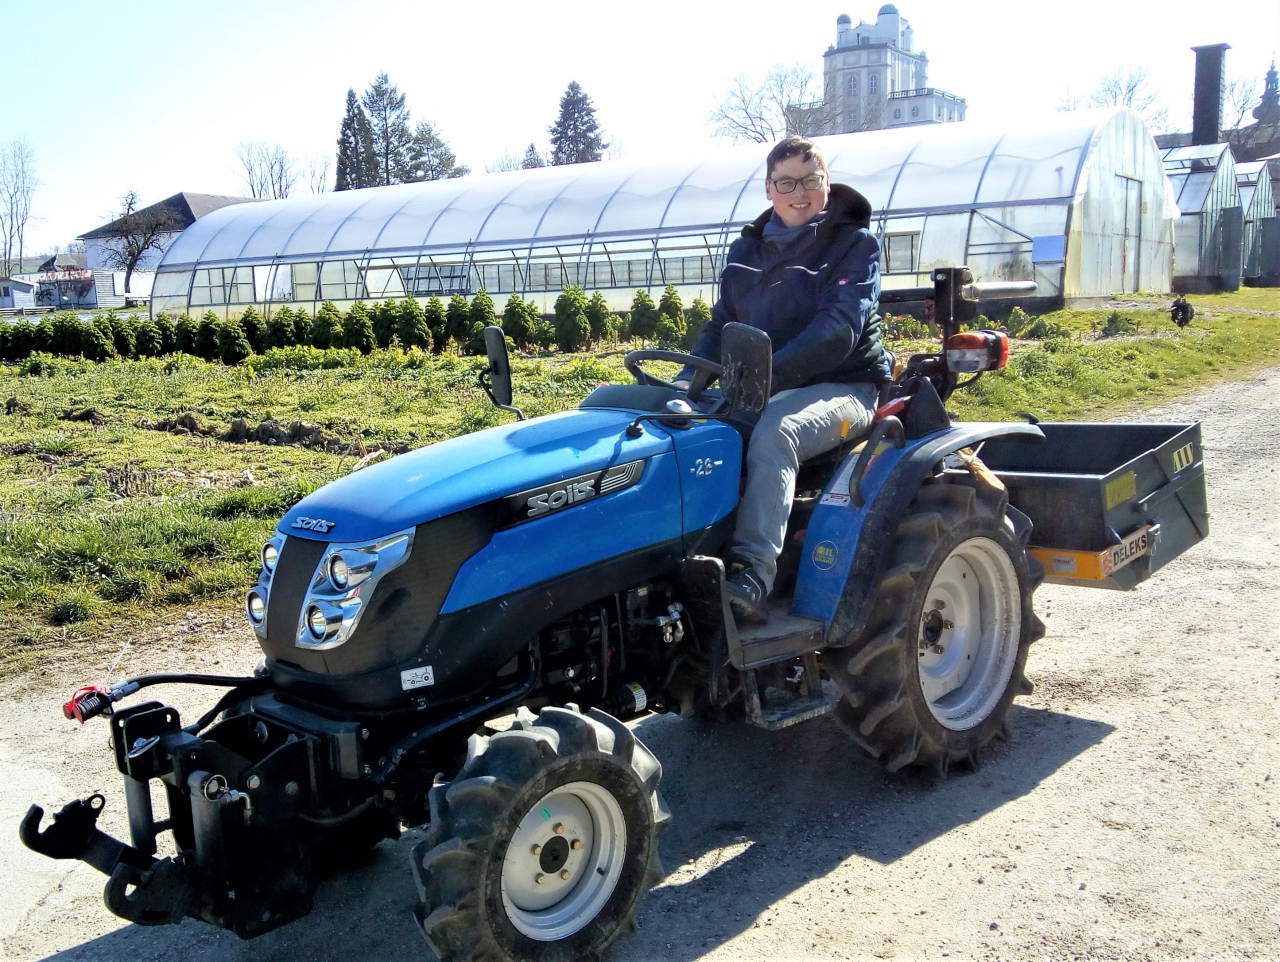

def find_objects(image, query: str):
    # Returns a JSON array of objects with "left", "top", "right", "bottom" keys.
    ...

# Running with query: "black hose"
[
  {"left": 184, "top": 678, "right": 275, "bottom": 735},
  {"left": 119, "top": 673, "right": 260, "bottom": 692}
]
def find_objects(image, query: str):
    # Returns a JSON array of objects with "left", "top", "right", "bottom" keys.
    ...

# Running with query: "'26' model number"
[{"left": 692, "top": 458, "right": 722, "bottom": 477}]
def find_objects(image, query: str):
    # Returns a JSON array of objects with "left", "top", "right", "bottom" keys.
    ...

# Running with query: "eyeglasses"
[{"left": 769, "top": 173, "right": 826, "bottom": 193}]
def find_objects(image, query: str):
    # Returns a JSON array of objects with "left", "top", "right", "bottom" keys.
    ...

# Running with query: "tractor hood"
[{"left": 279, "top": 408, "right": 673, "bottom": 544}]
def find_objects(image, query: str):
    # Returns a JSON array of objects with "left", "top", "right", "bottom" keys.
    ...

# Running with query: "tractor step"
[
  {"left": 734, "top": 604, "right": 826, "bottom": 670},
  {"left": 743, "top": 652, "right": 838, "bottom": 731}
]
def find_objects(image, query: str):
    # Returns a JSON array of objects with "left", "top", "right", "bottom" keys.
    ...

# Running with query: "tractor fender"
[{"left": 792, "top": 421, "right": 1044, "bottom": 644}]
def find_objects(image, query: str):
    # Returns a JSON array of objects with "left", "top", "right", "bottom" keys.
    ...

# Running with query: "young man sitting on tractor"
[{"left": 677, "top": 135, "right": 891, "bottom": 625}]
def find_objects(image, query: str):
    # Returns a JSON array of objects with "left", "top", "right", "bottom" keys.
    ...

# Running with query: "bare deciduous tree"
[
  {"left": 304, "top": 155, "right": 332, "bottom": 194},
  {"left": 710, "top": 64, "right": 826, "bottom": 143},
  {"left": 236, "top": 142, "right": 297, "bottom": 199},
  {"left": 98, "top": 189, "right": 182, "bottom": 294},
  {"left": 1223, "top": 72, "right": 1263, "bottom": 132},
  {"left": 485, "top": 151, "right": 523, "bottom": 174},
  {"left": 0, "top": 139, "right": 38, "bottom": 276},
  {"left": 1086, "top": 67, "right": 1170, "bottom": 131}
]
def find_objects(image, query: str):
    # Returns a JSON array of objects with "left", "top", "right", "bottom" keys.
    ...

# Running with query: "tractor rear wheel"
[
  {"left": 823, "top": 476, "right": 1045, "bottom": 776},
  {"left": 412, "top": 705, "right": 669, "bottom": 962}
]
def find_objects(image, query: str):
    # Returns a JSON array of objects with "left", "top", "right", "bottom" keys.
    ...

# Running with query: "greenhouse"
[
  {"left": 1162, "top": 143, "right": 1243, "bottom": 292},
  {"left": 1236, "top": 160, "right": 1276, "bottom": 282},
  {"left": 152, "top": 108, "right": 1174, "bottom": 320}
]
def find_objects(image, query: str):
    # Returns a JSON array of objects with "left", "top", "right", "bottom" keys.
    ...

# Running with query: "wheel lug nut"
[
  {"left": 943, "top": 620, "right": 954, "bottom": 629},
  {"left": 535, "top": 874, "right": 546, "bottom": 885},
  {"left": 560, "top": 870, "right": 571, "bottom": 880},
  {"left": 531, "top": 844, "right": 542, "bottom": 855},
  {"left": 934, "top": 600, "right": 945, "bottom": 609},
  {"left": 570, "top": 839, "right": 582, "bottom": 850},
  {"left": 933, "top": 644, "right": 945, "bottom": 654},
  {"left": 553, "top": 823, "right": 565, "bottom": 835}
]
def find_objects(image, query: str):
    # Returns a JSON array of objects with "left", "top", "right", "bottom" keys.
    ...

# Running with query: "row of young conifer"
[{"left": 0, "top": 286, "right": 712, "bottom": 366}]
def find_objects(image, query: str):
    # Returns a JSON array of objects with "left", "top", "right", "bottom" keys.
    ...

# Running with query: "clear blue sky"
[{"left": 4, "top": 0, "right": 1277, "bottom": 254}]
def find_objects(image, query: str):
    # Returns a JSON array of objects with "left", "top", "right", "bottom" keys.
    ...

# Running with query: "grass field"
[{"left": 1, "top": 289, "right": 1277, "bottom": 677}]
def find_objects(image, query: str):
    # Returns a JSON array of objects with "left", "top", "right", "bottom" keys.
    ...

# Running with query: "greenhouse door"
[{"left": 1117, "top": 176, "right": 1142, "bottom": 293}]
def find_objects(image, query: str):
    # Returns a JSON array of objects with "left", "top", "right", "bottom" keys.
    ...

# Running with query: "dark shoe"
[{"left": 725, "top": 562, "right": 769, "bottom": 626}]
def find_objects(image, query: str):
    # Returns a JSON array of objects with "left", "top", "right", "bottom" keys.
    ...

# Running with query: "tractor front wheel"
[
  {"left": 823, "top": 477, "right": 1045, "bottom": 776},
  {"left": 412, "top": 705, "right": 669, "bottom": 962}
]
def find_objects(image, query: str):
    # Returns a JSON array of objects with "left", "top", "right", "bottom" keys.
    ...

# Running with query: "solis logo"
[{"left": 812, "top": 541, "right": 839, "bottom": 569}]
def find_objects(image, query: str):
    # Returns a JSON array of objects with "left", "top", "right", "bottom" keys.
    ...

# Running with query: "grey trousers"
[{"left": 732, "top": 381, "right": 878, "bottom": 594}]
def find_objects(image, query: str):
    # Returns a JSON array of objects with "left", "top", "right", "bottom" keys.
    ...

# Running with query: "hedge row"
[{"left": 0, "top": 286, "right": 713, "bottom": 366}]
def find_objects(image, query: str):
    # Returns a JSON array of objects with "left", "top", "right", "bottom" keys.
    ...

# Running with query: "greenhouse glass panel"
[
  {"left": 319, "top": 260, "right": 363, "bottom": 300},
  {"left": 370, "top": 179, "right": 484, "bottom": 252},
  {"left": 662, "top": 154, "right": 767, "bottom": 231},
  {"left": 234, "top": 196, "right": 327, "bottom": 261},
  {"left": 291, "top": 263, "right": 319, "bottom": 302},
  {"left": 974, "top": 124, "right": 1092, "bottom": 204},
  {"left": 915, "top": 213, "right": 969, "bottom": 272},
  {"left": 364, "top": 262, "right": 407, "bottom": 298},
  {"left": 889, "top": 128, "right": 996, "bottom": 210},
  {"left": 824, "top": 125, "right": 923, "bottom": 211},
  {"left": 190, "top": 268, "right": 225, "bottom": 306},
  {"left": 535, "top": 165, "right": 639, "bottom": 241},
  {"left": 228, "top": 268, "right": 255, "bottom": 304},
  {"left": 427, "top": 176, "right": 548, "bottom": 248},
  {"left": 590, "top": 164, "right": 686, "bottom": 237}
]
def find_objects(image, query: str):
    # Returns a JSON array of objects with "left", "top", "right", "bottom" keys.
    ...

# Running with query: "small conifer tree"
[
  {"left": 585, "top": 290, "right": 611, "bottom": 342},
  {"left": 195, "top": 312, "right": 221, "bottom": 360},
  {"left": 553, "top": 285, "right": 591, "bottom": 353},
  {"left": 152, "top": 313, "right": 177, "bottom": 354},
  {"left": 469, "top": 287, "right": 496, "bottom": 331},
  {"left": 107, "top": 312, "right": 137, "bottom": 359},
  {"left": 396, "top": 295, "right": 432, "bottom": 351},
  {"left": 659, "top": 284, "right": 683, "bottom": 321},
  {"left": 79, "top": 320, "right": 115, "bottom": 361},
  {"left": 265, "top": 305, "right": 297, "bottom": 349},
  {"left": 501, "top": 294, "right": 530, "bottom": 348},
  {"left": 311, "top": 301, "right": 343, "bottom": 349},
  {"left": 629, "top": 290, "right": 660, "bottom": 342},
  {"left": 239, "top": 305, "right": 266, "bottom": 354},
  {"left": 373, "top": 298, "right": 400, "bottom": 348},
  {"left": 217, "top": 316, "right": 253, "bottom": 365},
  {"left": 135, "top": 319, "right": 164, "bottom": 358},
  {"left": 445, "top": 294, "right": 471, "bottom": 350},
  {"left": 174, "top": 314, "right": 198, "bottom": 354},
  {"left": 685, "top": 297, "right": 712, "bottom": 351},
  {"left": 423, "top": 295, "right": 448, "bottom": 351},
  {"left": 341, "top": 301, "right": 377, "bottom": 354},
  {"left": 292, "top": 308, "right": 313, "bottom": 346}
]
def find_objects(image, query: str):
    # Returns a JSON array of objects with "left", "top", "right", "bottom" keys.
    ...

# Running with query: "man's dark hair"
[{"left": 766, "top": 136, "right": 828, "bottom": 179}]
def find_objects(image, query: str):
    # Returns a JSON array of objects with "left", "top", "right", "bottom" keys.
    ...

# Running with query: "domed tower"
[
  {"left": 836, "top": 12, "right": 853, "bottom": 47},
  {"left": 1253, "top": 61, "right": 1279, "bottom": 126}
]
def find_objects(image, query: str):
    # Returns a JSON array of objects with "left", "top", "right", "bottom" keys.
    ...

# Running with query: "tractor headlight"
[
  {"left": 262, "top": 541, "right": 279, "bottom": 573},
  {"left": 246, "top": 589, "right": 266, "bottom": 624},
  {"left": 293, "top": 529, "right": 415, "bottom": 652},
  {"left": 329, "top": 555, "right": 350, "bottom": 589}
]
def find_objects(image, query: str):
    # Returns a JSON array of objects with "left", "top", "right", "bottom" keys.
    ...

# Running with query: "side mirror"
[
  {"left": 720, "top": 322, "right": 772, "bottom": 428},
  {"left": 480, "top": 326, "right": 524, "bottom": 420}
]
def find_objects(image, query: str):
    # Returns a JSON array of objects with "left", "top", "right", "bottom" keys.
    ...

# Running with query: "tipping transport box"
[{"left": 978, "top": 423, "right": 1208, "bottom": 590}]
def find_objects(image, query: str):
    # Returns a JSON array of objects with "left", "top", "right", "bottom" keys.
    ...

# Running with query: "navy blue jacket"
[{"left": 687, "top": 183, "right": 889, "bottom": 393}]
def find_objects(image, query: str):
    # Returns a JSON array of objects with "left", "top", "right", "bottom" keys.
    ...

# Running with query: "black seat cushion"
[{"left": 578, "top": 383, "right": 682, "bottom": 412}]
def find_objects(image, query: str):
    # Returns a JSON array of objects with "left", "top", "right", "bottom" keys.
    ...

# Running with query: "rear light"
[{"left": 946, "top": 330, "right": 1009, "bottom": 373}]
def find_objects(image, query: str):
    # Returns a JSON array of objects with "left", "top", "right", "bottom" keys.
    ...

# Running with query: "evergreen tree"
[
  {"left": 107, "top": 312, "right": 137, "bottom": 359},
  {"left": 265, "top": 306, "right": 297, "bottom": 349},
  {"left": 585, "top": 290, "right": 611, "bottom": 342},
  {"left": 175, "top": 314, "right": 198, "bottom": 355},
  {"left": 553, "top": 285, "right": 591, "bottom": 352},
  {"left": 549, "top": 82, "right": 607, "bottom": 165},
  {"left": 408, "top": 121, "right": 469, "bottom": 181},
  {"left": 468, "top": 287, "right": 496, "bottom": 331},
  {"left": 79, "top": 320, "right": 113, "bottom": 361},
  {"left": 501, "top": 294, "right": 530, "bottom": 348},
  {"left": 239, "top": 305, "right": 266, "bottom": 353},
  {"left": 335, "top": 89, "right": 378, "bottom": 191},
  {"left": 659, "top": 284, "right": 683, "bottom": 321},
  {"left": 522, "top": 300, "right": 549, "bottom": 349},
  {"left": 521, "top": 143, "right": 547, "bottom": 169},
  {"left": 654, "top": 311, "right": 686, "bottom": 349},
  {"left": 7, "top": 320, "right": 37, "bottom": 361},
  {"left": 152, "top": 313, "right": 176, "bottom": 354},
  {"left": 445, "top": 294, "right": 471, "bottom": 350},
  {"left": 423, "top": 295, "right": 447, "bottom": 352},
  {"left": 629, "top": 289, "right": 660, "bottom": 341},
  {"left": 373, "top": 298, "right": 400, "bottom": 348},
  {"left": 362, "top": 72, "right": 414, "bottom": 186},
  {"left": 291, "top": 308, "right": 313, "bottom": 346},
  {"left": 46, "top": 312, "right": 83, "bottom": 356},
  {"left": 0, "top": 322, "right": 7, "bottom": 361},
  {"left": 216, "top": 316, "right": 253, "bottom": 365},
  {"left": 396, "top": 296, "right": 432, "bottom": 351},
  {"left": 311, "top": 301, "right": 342, "bottom": 348},
  {"left": 341, "top": 301, "right": 376, "bottom": 353},
  {"left": 135, "top": 319, "right": 164, "bottom": 357},
  {"left": 685, "top": 297, "right": 712, "bottom": 350},
  {"left": 195, "top": 312, "right": 221, "bottom": 361}
]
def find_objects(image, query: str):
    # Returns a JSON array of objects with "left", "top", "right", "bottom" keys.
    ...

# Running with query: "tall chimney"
[{"left": 1191, "top": 43, "right": 1230, "bottom": 145}]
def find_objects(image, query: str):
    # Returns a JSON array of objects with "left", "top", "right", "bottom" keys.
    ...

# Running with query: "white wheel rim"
[
  {"left": 916, "top": 536, "right": 1021, "bottom": 731},
  {"left": 500, "top": 781, "right": 628, "bottom": 941}
]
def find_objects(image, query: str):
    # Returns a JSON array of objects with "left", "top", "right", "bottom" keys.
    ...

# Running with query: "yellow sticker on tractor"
[
  {"left": 1172, "top": 442, "right": 1195, "bottom": 473},
  {"left": 1105, "top": 471, "right": 1136, "bottom": 510}
]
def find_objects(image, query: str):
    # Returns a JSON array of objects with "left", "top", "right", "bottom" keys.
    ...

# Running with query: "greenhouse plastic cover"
[{"left": 160, "top": 109, "right": 1142, "bottom": 271}]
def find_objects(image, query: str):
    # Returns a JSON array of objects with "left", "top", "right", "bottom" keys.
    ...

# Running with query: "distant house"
[
  {"left": 78, "top": 192, "right": 260, "bottom": 307},
  {"left": 0, "top": 277, "right": 37, "bottom": 310}
]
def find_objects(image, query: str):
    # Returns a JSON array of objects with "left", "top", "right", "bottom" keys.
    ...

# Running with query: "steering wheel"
[{"left": 623, "top": 349, "right": 723, "bottom": 402}]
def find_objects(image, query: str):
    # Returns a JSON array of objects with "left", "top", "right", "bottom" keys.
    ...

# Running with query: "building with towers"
[{"left": 790, "top": 5, "right": 967, "bottom": 135}]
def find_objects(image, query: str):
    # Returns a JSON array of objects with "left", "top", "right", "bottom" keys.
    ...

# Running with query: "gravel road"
[{"left": 1, "top": 368, "right": 1277, "bottom": 962}]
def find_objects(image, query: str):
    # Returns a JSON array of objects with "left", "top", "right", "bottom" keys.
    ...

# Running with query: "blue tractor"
[{"left": 21, "top": 269, "right": 1208, "bottom": 962}]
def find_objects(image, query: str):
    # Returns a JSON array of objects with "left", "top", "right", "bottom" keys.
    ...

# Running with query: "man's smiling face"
[{"left": 765, "top": 154, "right": 830, "bottom": 228}]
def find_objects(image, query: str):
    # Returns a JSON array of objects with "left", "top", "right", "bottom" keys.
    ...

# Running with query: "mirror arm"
[{"left": 479, "top": 368, "right": 525, "bottom": 420}]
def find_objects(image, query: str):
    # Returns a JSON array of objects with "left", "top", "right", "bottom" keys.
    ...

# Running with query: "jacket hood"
[{"left": 742, "top": 182, "right": 873, "bottom": 240}]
